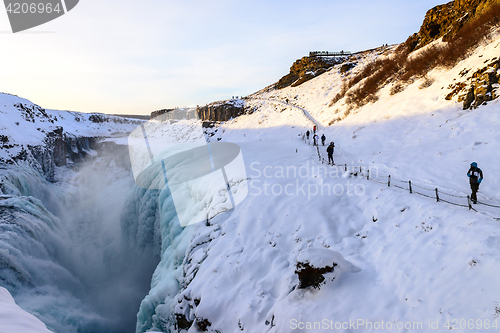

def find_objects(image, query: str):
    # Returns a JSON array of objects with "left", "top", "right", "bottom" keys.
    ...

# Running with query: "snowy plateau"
[{"left": 2, "top": 26, "right": 500, "bottom": 333}]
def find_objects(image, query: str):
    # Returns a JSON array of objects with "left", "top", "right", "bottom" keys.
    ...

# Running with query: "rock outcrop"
[
  {"left": 295, "top": 249, "right": 359, "bottom": 289},
  {"left": 406, "top": 0, "right": 500, "bottom": 51},
  {"left": 458, "top": 60, "right": 500, "bottom": 108},
  {"left": 64, "top": 134, "right": 98, "bottom": 163},
  {"left": 27, "top": 127, "right": 66, "bottom": 181},
  {"left": 27, "top": 129, "right": 99, "bottom": 182},
  {"left": 151, "top": 100, "right": 246, "bottom": 123},
  {"left": 196, "top": 99, "right": 246, "bottom": 122},
  {"left": 276, "top": 56, "right": 346, "bottom": 89}
]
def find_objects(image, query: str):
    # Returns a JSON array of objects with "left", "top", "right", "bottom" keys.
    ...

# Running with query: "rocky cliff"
[
  {"left": 151, "top": 99, "right": 247, "bottom": 123},
  {"left": 24, "top": 129, "right": 99, "bottom": 182},
  {"left": 276, "top": 56, "right": 346, "bottom": 89},
  {"left": 447, "top": 58, "right": 500, "bottom": 109},
  {"left": 406, "top": 0, "right": 500, "bottom": 51},
  {"left": 196, "top": 99, "right": 246, "bottom": 122},
  {"left": 0, "top": 93, "right": 142, "bottom": 182}
]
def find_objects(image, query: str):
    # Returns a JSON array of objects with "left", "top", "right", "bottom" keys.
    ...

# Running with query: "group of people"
[
  {"left": 305, "top": 126, "right": 335, "bottom": 165},
  {"left": 306, "top": 125, "right": 484, "bottom": 203},
  {"left": 304, "top": 128, "right": 485, "bottom": 203},
  {"left": 305, "top": 126, "right": 325, "bottom": 146}
]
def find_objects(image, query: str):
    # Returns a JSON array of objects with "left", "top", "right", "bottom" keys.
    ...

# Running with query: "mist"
[{"left": 0, "top": 141, "right": 161, "bottom": 333}]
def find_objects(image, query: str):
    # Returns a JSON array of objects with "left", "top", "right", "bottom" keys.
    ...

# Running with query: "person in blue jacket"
[
  {"left": 467, "top": 162, "right": 483, "bottom": 204},
  {"left": 326, "top": 142, "right": 335, "bottom": 165}
]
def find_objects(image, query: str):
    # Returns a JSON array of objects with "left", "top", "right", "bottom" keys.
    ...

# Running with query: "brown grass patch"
[{"left": 330, "top": 3, "right": 500, "bottom": 109}]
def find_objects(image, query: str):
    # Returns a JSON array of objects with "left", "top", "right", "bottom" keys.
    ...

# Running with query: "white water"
[{"left": 0, "top": 144, "right": 162, "bottom": 333}]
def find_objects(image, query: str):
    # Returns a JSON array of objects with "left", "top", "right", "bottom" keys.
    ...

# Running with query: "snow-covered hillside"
[
  {"left": 0, "top": 92, "right": 142, "bottom": 164},
  {"left": 249, "top": 30, "right": 500, "bottom": 210},
  {"left": 134, "top": 28, "right": 500, "bottom": 333},
  {"left": 2, "top": 13, "right": 500, "bottom": 333}
]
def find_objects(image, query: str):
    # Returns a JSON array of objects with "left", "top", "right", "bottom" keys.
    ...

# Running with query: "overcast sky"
[{"left": 0, "top": 0, "right": 445, "bottom": 115}]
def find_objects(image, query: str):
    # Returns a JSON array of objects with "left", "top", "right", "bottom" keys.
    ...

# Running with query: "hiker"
[
  {"left": 306, "top": 130, "right": 310, "bottom": 140},
  {"left": 467, "top": 162, "right": 483, "bottom": 204},
  {"left": 327, "top": 142, "right": 335, "bottom": 165},
  {"left": 321, "top": 134, "right": 326, "bottom": 146},
  {"left": 313, "top": 134, "right": 319, "bottom": 146}
]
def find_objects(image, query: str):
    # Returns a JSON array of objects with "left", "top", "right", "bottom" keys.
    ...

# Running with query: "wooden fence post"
[
  {"left": 409, "top": 180, "right": 412, "bottom": 194},
  {"left": 435, "top": 188, "right": 440, "bottom": 202},
  {"left": 388, "top": 175, "right": 391, "bottom": 187}
]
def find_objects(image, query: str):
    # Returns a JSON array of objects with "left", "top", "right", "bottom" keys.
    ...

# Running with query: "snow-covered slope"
[
  {"left": 249, "top": 30, "right": 500, "bottom": 210},
  {"left": 0, "top": 92, "right": 142, "bottom": 163},
  {"left": 134, "top": 28, "right": 500, "bottom": 333},
  {"left": 0, "top": 287, "right": 52, "bottom": 333}
]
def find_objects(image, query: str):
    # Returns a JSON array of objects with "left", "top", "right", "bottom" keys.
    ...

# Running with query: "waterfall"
[{"left": 0, "top": 142, "right": 163, "bottom": 333}]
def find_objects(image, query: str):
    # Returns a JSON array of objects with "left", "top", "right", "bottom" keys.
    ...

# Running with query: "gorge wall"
[
  {"left": 151, "top": 99, "right": 246, "bottom": 123},
  {"left": 196, "top": 100, "right": 246, "bottom": 122}
]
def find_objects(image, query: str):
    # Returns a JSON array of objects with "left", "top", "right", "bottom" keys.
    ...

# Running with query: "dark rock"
[
  {"left": 47, "top": 127, "right": 66, "bottom": 167},
  {"left": 202, "top": 121, "right": 216, "bottom": 128},
  {"left": 197, "top": 101, "right": 245, "bottom": 122},
  {"left": 295, "top": 261, "right": 336, "bottom": 289},
  {"left": 175, "top": 314, "right": 193, "bottom": 330},
  {"left": 461, "top": 87, "right": 475, "bottom": 109},
  {"left": 276, "top": 56, "right": 345, "bottom": 89},
  {"left": 340, "top": 63, "right": 356, "bottom": 74},
  {"left": 88, "top": 114, "right": 108, "bottom": 123},
  {"left": 457, "top": 61, "right": 500, "bottom": 108},
  {"left": 14, "top": 103, "right": 56, "bottom": 124},
  {"left": 196, "top": 318, "right": 212, "bottom": 331},
  {"left": 64, "top": 135, "right": 98, "bottom": 163}
]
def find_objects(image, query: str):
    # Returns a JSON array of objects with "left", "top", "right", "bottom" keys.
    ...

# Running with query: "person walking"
[
  {"left": 467, "top": 162, "right": 483, "bottom": 204},
  {"left": 313, "top": 126, "right": 316, "bottom": 134},
  {"left": 321, "top": 134, "right": 326, "bottom": 146},
  {"left": 327, "top": 142, "right": 334, "bottom": 165},
  {"left": 306, "top": 130, "right": 310, "bottom": 140},
  {"left": 313, "top": 134, "right": 319, "bottom": 146}
]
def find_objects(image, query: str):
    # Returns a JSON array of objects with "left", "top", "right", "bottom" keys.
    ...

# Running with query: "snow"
[
  {"left": 0, "top": 287, "right": 52, "bottom": 333},
  {"left": 296, "top": 248, "right": 358, "bottom": 273},
  {"left": 2, "top": 24, "right": 500, "bottom": 333},
  {"left": 135, "top": 30, "right": 500, "bottom": 333},
  {"left": 0, "top": 92, "right": 142, "bottom": 162}
]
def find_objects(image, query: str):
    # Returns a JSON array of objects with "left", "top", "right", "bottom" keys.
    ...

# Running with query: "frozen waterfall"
[{"left": 0, "top": 142, "right": 166, "bottom": 333}]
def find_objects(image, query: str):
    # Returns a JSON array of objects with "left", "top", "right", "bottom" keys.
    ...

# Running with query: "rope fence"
[{"left": 300, "top": 132, "right": 500, "bottom": 220}]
